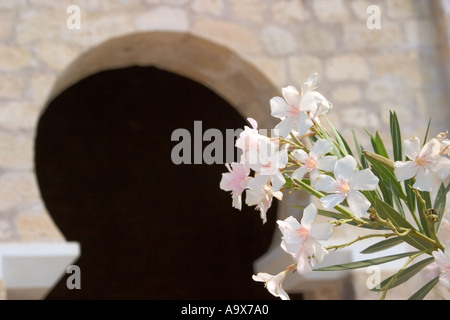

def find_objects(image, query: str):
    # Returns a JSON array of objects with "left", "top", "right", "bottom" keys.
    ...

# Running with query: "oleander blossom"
[
  {"left": 277, "top": 203, "right": 332, "bottom": 274},
  {"left": 315, "top": 155, "right": 379, "bottom": 219},
  {"left": 436, "top": 132, "right": 450, "bottom": 156},
  {"left": 291, "top": 139, "right": 337, "bottom": 186},
  {"left": 394, "top": 137, "right": 450, "bottom": 192},
  {"left": 246, "top": 181, "right": 283, "bottom": 224},
  {"left": 270, "top": 74, "right": 332, "bottom": 138},
  {"left": 432, "top": 244, "right": 450, "bottom": 289},
  {"left": 219, "top": 163, "right": 252, "bottom": 210},
  {"left": 252, "top": 270, "right": 290, "bottom": 300}
]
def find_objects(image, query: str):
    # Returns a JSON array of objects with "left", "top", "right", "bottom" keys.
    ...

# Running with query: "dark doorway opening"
[{"left": 36, "top": 66, "right": 278, "bottom": 300}]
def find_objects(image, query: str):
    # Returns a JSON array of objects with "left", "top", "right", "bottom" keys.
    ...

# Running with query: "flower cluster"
[{"left": 220, "top": 73, "right": 450, "bottom": 300}]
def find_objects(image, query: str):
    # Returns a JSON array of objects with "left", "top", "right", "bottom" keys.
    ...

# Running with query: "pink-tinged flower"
[
  {"left": 235, "top": 118, "right": 275, "bottom": 169},
  {"left": 246, "top": 182, "right": 283, "bottom": 224},
  {"left": 246, "top": 147, "right": 288, "bottom": 193},
  {"left": 252, "top": 270, "right": 290, "bottom": 300},
  {"left": 438, "top": 211, "right": 450, "bottom": 247},
  {"left": 300, "top": 73, "right": 333, "bottom": 123},
  {"left": 394, "top": 137, "right": 450, "bottom": 192},
  {"left": 270, "top": 85, "right": 314, "bottom": 138},
  {"left": 277, "top": 204, "right": 332, "bottom": 274},
  {"left": 432, "top": 244, "right": 450, "bottom": 289},
  {"left": 315, "top": 156, "right": 379, "bottom": 219},
  {"left": 220, "top": 163, "right": 252, "bottom": 210},
  {"left": 292, "top": 139, "right": 337, "bottom": 186}
]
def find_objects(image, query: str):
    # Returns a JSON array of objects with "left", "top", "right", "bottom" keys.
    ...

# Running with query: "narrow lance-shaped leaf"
[
  {"left": 314, "top": 251, "right": 418, "bottom": 271},
  {"left": 434, "top": 183, "right": 450, "bottom": 230},
  {"left": 372, "top": 257, "right": 434, "bottom": 291},
  {"left": 390, "top": 110, "right": 402, "bottom": 162},
  {"left": 360, "top": 237, "right": 404, "bottom": 254},
  {"left": 408, "top": 276, "right": 439, "bottom": 300}
]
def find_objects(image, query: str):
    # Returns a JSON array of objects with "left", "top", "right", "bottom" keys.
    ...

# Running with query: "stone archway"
[{"left": 32, "top": 32, "right": 285, "bottom": 299}]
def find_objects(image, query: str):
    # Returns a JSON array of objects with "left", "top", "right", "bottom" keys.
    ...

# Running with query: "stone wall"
[{"left": 0, "top": 0, "right": 449, "bottom": 299}]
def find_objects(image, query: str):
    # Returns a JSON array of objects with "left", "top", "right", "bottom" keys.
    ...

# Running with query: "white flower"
[
  {"left": 436, "top": 131, "right": 450, "bottom": 156},
  {"left": 277, "top": 204, "right": 332, "bottom": 274},
  {"left": 252, "top": 270, "right": 290, "bottom": 300},
  {"left": 300, "top": 73, "right": 332, "bottom": 123},
  {"left": 270, "top": 85, "right": 314, "bottom": 138},
  {"left": 315, "top": 155, "right": 379, "bottom": 219},
  {"left": 219, "top": 163, "right": 252, "bottom": 210},
  {"left": 246, "top": 182, "right": 283, "bottom": 224},
  {"left": 394, "top": 137, "right": 450, "bottom": 192},
  {"left": 432, "top": 244, "right": 450, "bottom": 289},
  {"left": 292, "top": 139, "right": 337, "bottom": 186}
]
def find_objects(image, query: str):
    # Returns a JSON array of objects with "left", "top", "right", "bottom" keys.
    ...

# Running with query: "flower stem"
[{"left": 325, "top": 233, "right": 396, "bottom": 252}]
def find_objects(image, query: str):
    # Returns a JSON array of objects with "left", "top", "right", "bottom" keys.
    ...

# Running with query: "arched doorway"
[{"left": 36, "top": 66, "right": 278, "bottom": 299}]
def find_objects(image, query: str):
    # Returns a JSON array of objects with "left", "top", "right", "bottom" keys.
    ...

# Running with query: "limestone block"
[
  {"left": 288, "top": 55, "right": 323, "bottom": 85},
  {"left": 312, "top": 0, "right": 350, "bottom": 24},
  {"left": 0, "top": 74, "right": 24, "bottom": 99},
  {"left": 386, "top": 0, "right": 431, "bottom": 19},
  {"left": 0, "top": 133, "right": 34, "bottom": 170},
  {"left": 325, "top": 54, "right": 370, "bottom": 81},
  {"left": 31, "top": 73, "right": 57, "bottom": 104},
  {"left": 230, "top": 0, "right": 268, "bottom": 24},
  {"left": 0, "top": 172, "right": 41, "bottom": 212},
  {"left": 0, "top": 11, "right": 14, "bottom": 40},
  {"left": 343, "top": 21, "right": 403, "bottom": 50},
  {"left": 134, "top": 6, "right": 189, "bottom": 32},
  {"left": 0, "top": 45, "right": 32, "bottom": 70},
  {"left": 272, "top": 0, "right": 310, "bottom": 24},
  {"left": 192, "top": 19, "right": 262, "bottom": 55},
  {"left": 0, "top": 100, "right": 40, "bottom": 130},
  {"left": 299, "top": 25, "right": 337, "bottom": 53},
  {"left": 16, "top": 209, "right": 65, "bottom": 242},
  {"left": 350, "top": 0, "right": 380, "bottom": 21},
  {"left": 404, "top": 19, "right": 437, "bottom": 46},
  {"left": 331, "top": 85, "right": 362, "bottom": 104},
  {"left": 260, "top": 25, "right": 297, "bottom": 57},
  {"left": 192, "top": 0, "right": 224, "bottom": 16},
  {"left": 36, "top": 41, "right": 81, "bottom": 71},
  {"left": 16, "top": 9, "right": 64, "bottom": 45}
]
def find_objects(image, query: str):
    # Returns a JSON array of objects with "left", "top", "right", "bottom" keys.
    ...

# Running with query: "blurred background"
[{"left": 0, "top": 0, "right": 449, "bottom": 300}]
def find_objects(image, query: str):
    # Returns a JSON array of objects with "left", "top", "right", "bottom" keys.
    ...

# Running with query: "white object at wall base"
[{"left": 0, "top": 242, "right": 80, "bottom": 300}]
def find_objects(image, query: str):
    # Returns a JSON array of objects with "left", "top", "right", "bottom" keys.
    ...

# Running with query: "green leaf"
[
  {"left": 352, "top": 130, "right": 368, "bottom": 169},
  {"left": 366, "top": 156, "right": 406, "bottom": 201},
  {"left": 372, "top": 257, "right": 434, "bottom": 291},
  {"left": 434, "top": 183, "right": 450, "bottom": 231},
  {"left": 365, "top": 129, "right": 389, "bottom": 159},
  {"left": 422, "top": 117, "right": 432, "bottom": 147},
  {"left": 325, "top": 116, "right": 348, "bottom": 157},
  {"left": 408, "top": 276, "right": 439, "bottom": 300},
  {"left": 404, "top": 178, "right": 416, "bottom": 216},
  {"left": 373, "top": 198, "right": 435, "bottom": 252},
  {"left": 390, "top": 111, "right": 402, "bottom": 162},
  {"left": 314, "top": 251, "right": 418, "bottom": 271},
  {"left": 360, "top": 237, "right": 404, "bottom": 254}
]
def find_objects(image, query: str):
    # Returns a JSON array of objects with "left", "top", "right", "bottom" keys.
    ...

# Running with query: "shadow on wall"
[{"left": 36, "top": 66, "right": 279, "bottom": 300}]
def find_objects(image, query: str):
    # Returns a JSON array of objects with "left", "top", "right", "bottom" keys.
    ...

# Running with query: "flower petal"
[
  {"left": 394, "top": 161, "right": 418, "bottom": 181},
  {"left": 248, "top": 174, "right": 270, "bottom": 193},
  {"left": 293, "top": 149, "right": 310, "bottom": 163},
  {"left": 292, "top": 166, "right": 309, "bottom": 181},
  {"left": 315, "top": 175, "right": 341, "bottom": 193},
  {"left": 274, "top": 117, "right": 296, "bottom": 138},
  {"left": 296, "top": 112, "right": 313, "bottom": 136},
  {"left": 420, "top": 138, "right": 441, "bottom": 158},
  {"left": 414, "top": 168, "right": 434, "bottom": 192},
  {"left": 310, "top": 223, "right": 332, "bottom": 241},
  {"left": 271, "top": 170, "right": 286, "bottom": 192},
  {"left": 347, "top": 190, "right": 371, "bottom": 219},
  {"left": 349, "top": 168, "right": 379, "bottom": 191},
  {"left": 316, "top": 156, "right": 337, "bottom": 172},
  {"left": 296, "top": 249, "right": 312, "bottom": 274},
  {"left": 310, "top": 139, "right": 333, "bottom": 159},
  {"left": 334, "top": 156, "right": 357, "bottom": 180},
  {"left": 282, "top": 86, "right": 301, "bottom": 107},
  {"left": 270, "top": 96, "right": 290, "bottom": 119},
  {"left": 433, "top": 156, "right": 450, "bottom": 180},
  {"left": 403, "top": 137, "right": 421, "bottom": 160},
  {"left": 299, "top": 91, "right": 317, "bottom": 113},
  {"left": 301, "top": 203, "right": 317, "bottom": 228},
  {"left": 247, "top": 117, "right": 258, "bottom": 130},
  {"left": 320, "top": 193, "right": 346, "bottom": 209}
]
